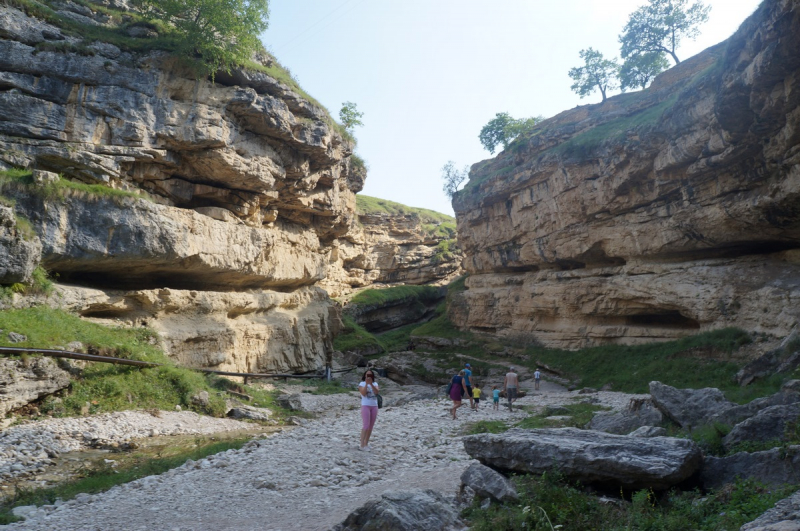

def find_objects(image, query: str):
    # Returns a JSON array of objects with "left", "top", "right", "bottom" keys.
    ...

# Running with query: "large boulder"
[
  {"left": 588, "top": 400, "right": 663, "bottom": 434},
  {"left": 332, "top": 489, "right": 463, "bottom": 531},
  {"left": 0, "top": 205, "right": 41, "bottom": 284},
  {"left": 649, "top": 381, "right": 736, "bottom": 430},
  {"left": 0, "top": 357, "right": 71, "bottom": 416},
  {"left": 701, "top": 447, "right": 800, "bottom": 490},
  {"left": 462, "top": 427, "right": 702, "bottom": 490},
  {"left": 709, "top": 384, "right": 800, "bottom": 428},
  {"left": 460, "top": 463, "right": 518, "bottom": 503},
  {"left": 722, "top": 404, "right": 800, "bottom": 450},
  {"left": 741, "top": 489, "right": 800, "bottom": 531}
]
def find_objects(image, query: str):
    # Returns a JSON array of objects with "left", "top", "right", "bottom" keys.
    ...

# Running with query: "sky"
[{"left": 261, "top": 0, "right": 763, "bottom": 217}]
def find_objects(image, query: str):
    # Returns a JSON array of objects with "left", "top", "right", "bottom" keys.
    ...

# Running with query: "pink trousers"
[{"left": 361, "top": 405, "right": 378, "bottom": 430}]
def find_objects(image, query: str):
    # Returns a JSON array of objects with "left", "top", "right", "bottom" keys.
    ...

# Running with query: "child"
[
  {"left": 473, "top": 384, "right": 481, "bottom": 410},
  {"left": 492, "top": 385, "right": 500, "bottom": 411}
]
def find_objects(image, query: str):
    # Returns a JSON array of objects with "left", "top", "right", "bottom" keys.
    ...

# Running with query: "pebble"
[{"left": 1, "top": 385, "right": 646, "bottom": 530}]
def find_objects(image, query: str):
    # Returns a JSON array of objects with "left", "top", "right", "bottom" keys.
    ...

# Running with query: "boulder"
[
  {"left": 709, "top": 385, "right": 800, "bottom": 428},
  {"left": 227, "top": 405, "right": 273, "bottom": 422},
  {"left": 736, "top": 331, "right": 800, "bottom": 386},
  {"left": 588, "top": 401, "right": 663, "bottom": 434},
  {"left": 460, "top": 463, "right": 518, "bottom": 503},
  {"left": 332, "top": 489, "right": 463, "bottom": 531},
  {"left": 649, "top": 381, "right": 735, "bottom": 430},
  {"left": 0, "top": 357, "right": 71, "bottom": 416},
  {"left": 275, "top": 393, "right": 304, "bottom": 411},
  {"left": 723, "top": 404, "right": 800, "bottom": 450},
  {"left": 462, "top": 427, "right": 702, "bottom": 490},
  {"left": 741, "top": 489, "right": 800, "bottom": 531},
  {"left": 701, "top": 447, "right": 800, "bottom": 490}
]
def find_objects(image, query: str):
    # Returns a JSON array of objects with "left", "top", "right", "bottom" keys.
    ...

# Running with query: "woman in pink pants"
[{"left": 359, "top": 369, "right": 380, "bottom": 450}]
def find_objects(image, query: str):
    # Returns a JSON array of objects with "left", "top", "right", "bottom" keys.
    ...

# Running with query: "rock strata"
[
  {"left": 0, "top": 357, "right": 70, "bottom": 417},
  {"left": 0, "top": 205, "right": 41, "bottom": 284},
  {"left": 0, "top": 1, "right": 359, "bottom": 373},
  {"left": 450, "top": 0, "right": 800, "bottom": 347}
]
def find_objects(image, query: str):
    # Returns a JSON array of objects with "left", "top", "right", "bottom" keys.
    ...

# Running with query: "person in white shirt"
[
  {"left": 534, "top": 368, "right": 541, "bottom": 390},
  {"left": 358, "top": 369, "right": 380, "bottom": 450}
]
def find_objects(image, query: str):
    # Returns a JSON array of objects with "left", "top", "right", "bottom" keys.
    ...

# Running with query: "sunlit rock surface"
[{"left": 451, "top": 0, "right": 800, "bottom": 347}]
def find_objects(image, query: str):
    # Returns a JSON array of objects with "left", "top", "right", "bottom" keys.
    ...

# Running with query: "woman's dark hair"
[{"left": 361, "top": 369, "right": 376, "bottom": 381}]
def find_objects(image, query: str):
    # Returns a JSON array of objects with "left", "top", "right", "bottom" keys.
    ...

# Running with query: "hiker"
[
  {"left": 492, "top": 385, "right": 500, "bottom": 411},
  {"left": 534, "top": 368, "right": 541, "bottom": 390},
  {"left": 473, "top": 383, "right": 482, "bottom": 410},
  {"left": 359, "top": 369, "right": 380, "bottom": 450},
  {"left": 463, "top": 363, "right": 475, "bottom": 409},
  {"left": 503, "top": 367, "right": 519, "bottom": 412},
  {"left": 449, "top": 370, "right": 468, "bottom": 420}
]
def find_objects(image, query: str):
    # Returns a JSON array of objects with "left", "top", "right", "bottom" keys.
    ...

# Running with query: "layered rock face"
[
  {"left": 322, "top": 205, "right": 462, "bottom": 298},
  {"left": 452, "top": 0, "right": 800, "bottom": 348},
  {"left": 0, "top": 2, "right": 359, "bottom": 371}
]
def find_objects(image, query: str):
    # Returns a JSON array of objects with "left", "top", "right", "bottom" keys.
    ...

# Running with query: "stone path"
[{"left": 5, "top": 386, "right": 643, "bottom": 531}]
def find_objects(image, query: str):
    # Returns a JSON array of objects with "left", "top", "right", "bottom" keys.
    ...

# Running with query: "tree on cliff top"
[
  {"left": 569, "top": 48, "right": 620, "bottom": 103},
  {"left": 620, "top": 51, "right": 670, "bottom": 90},
  {"left": 441, "top": 161, "right": 469, "bottom": 199},
  {"left": 479, "top": 113, "right": 544, "bottom": 154},
  {"left": 619, "top": 0, "right": 711, "bottom": 65},
  {"left": 135, "top": 0, "right": 270, "bottom": 76}
]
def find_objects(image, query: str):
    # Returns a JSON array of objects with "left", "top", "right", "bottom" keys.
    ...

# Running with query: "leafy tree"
[
  {"left": 479, "top": 113, "right": 544, "bottom": 154},
  {"left": 441, "top": 161, "right": 469, "bottom": 199},
  {"left": 136, "top": 0, "right": 270, "bottom": 77},
  {"left": 568, "top": 48, "right": 620, "bottom": 102},
  {"left": 339, "top": 101, "right": 364, "bottom": 131},
  {"left": 619, "top": 0, "right": 711, "bottom": 65},
  {"left": 620, "top": 52, "right": 670, "bottom": 90}
]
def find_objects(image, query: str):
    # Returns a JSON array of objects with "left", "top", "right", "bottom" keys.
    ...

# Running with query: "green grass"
[
  {"left": 0, "top": 436, "right": 250, "bottom": 524},
  {"left": 349, "top": 285, "right": 443, "bottom": 308},
  {"left": 464, "top": 420, "right": 509, "bottom": 435},
  {"left": 283, "top": 379, "right": 352, "bottom": 395},
  {"left": 333, "top": 314, "right": 386, "bottom": 354},
  {"left": 356, "top": 195, "right": 455, "bottom": 225},
  {"left": 463, "top": 474, "right": 797, "bottom": 531},
  {"left": 0, "top": 307, "right": 298, "bottom": 419},
  {"left": 516, "top": 402, "right": 609, "bottom": 430},
  {"left": 0, "top": 168, "right": 149, "bottom": 204},
  {"left": 528, "top": 328, "right": 778, "bottom": 402},
  {"left": 431, "top": 238, "right": 458, "bottom": 263}
]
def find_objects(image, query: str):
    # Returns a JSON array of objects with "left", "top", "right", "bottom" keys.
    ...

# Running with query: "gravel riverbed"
[{"left": 4, "top": 386, "right": 645, "bottom": 531}]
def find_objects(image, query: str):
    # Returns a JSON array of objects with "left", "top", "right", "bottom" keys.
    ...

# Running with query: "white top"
[
  {"left": 359, "top": 381, "right": 379, "bottom": 406},
  {"left": 534, "top": 370, "right": 541, "bottom": 379}
]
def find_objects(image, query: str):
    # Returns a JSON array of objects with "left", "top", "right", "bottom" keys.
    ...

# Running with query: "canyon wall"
[
  {"left": 451, "top": 0, "right": 800, "bottom": 348},
  {"left": 322, "top": 198, "right": 462, "bottom": 298},
  {"left": 0, "top": 1, "right": 360, "bottom": 372}
]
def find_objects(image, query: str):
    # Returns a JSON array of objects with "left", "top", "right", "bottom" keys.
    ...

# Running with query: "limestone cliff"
[
  {"left": 322, "top": 195, "right": 462, "bottom": 298},
  {"left": 452, "top": 0, "right": 800, "bottom": 348},
  {"left": 0, "top": 1, "right": 362, "bottom": 372}
]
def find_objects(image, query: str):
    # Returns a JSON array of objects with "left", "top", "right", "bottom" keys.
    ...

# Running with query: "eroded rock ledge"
[
  {"left": 0, "top": 1, "right": 359, "bottom": 371},
  {"left": 451, "top": 0, "right": 800, "bottom": 348}
]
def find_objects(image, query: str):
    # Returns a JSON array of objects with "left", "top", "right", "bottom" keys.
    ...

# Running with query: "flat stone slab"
[{"left": 462, "top": 427, "right": 702, "bottom": 490}]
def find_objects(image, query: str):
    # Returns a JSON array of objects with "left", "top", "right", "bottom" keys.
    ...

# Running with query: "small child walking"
[
  {"left": 492, "top": 386, "right": 500, "bottom": 411},
  {"left": 473, "top": 384, "right": 482, "bottom": 410}
]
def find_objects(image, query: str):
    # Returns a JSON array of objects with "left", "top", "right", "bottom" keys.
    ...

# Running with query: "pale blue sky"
[{"left": 262, "top": 0, "right": 762, "bottom": 217}]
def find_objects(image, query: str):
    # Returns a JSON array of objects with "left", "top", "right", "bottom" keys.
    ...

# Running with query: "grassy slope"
[{"left": 0, "top": 307, "right": 293, "bottom": 417}]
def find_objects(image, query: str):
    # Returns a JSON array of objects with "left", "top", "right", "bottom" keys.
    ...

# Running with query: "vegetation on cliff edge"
[{"left": 0, "top": 307, "right": 295, "bottom": 419}]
